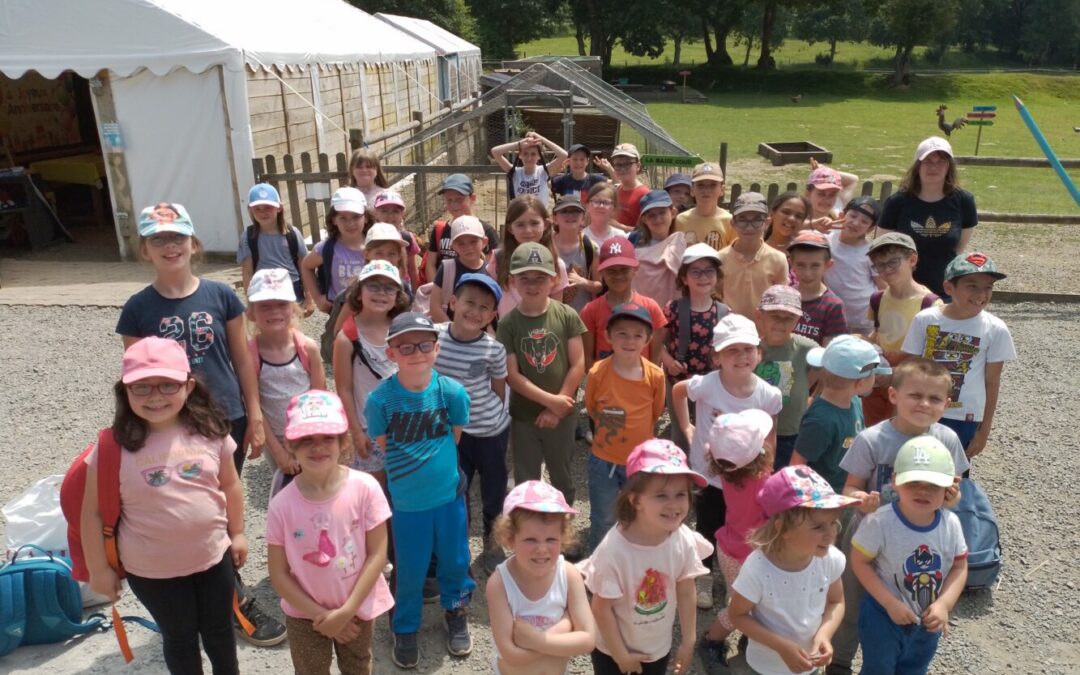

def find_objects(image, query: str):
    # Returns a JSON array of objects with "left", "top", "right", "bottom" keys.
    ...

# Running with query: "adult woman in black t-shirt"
[{"left": 877, "top": 136, "right": 977, "bottom": 297}]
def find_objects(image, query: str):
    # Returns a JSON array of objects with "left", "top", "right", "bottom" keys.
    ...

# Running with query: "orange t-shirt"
[{"left": 585, "top": 356, "right": 666, "bottom": 465}]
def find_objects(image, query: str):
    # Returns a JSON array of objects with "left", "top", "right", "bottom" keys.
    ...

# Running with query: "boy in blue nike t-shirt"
[{"left": 366, "top": 312, "right": 473, "bottom": 667}]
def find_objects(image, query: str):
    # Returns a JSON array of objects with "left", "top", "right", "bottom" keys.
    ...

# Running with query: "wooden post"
[
  {"left": 300, "top": 153, "right": 319, "bottom": 238},
  {"left": 216, "top": 66, "right": 244, "bottom": 237},
  {"left": 785, "top": 182, "right": 798, "bottom": 192},
  {"left": 91, "top": 72, "right": 139, "bottom": 260},
  {"left": 317, "top": 154, "right": 333, "bottom": 228},
  {"left": 749, "top": 182, "right": 761, "bottom": 193},
  {"left": 335, "top": 153, "right": 348, "bottom": 190},
  {"left": 349, "top": 129, "right": 364, "bottom": 151},
  {"left": 412, "top": 110, "right": 428, "bottom": 229},
  {"left": 766, "top": 183, "right": 779, "bottom": 203},
  {"left": 879, "top": 181, "right": 893, "bottom": 201},
  {"left": 447, "top": 125, "right": 459, "bottom": 167},
  {"left": 279, "top": 155, "right": 308, "bottom": 241}
]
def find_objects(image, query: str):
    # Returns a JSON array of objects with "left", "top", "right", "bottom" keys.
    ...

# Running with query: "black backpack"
[
  {"left": 675, "top": 298, "right": 730, "bottom": 362},
  {"left": 246, "top": 225, "right": 301, "bottom": 275},
  {"left": 315, "top": 236, "right": 338, "bottom": 296}
]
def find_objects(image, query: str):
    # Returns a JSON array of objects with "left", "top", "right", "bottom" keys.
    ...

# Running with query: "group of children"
[{"left": 75, "top": 138, "right": 1017, "bottom": 675}]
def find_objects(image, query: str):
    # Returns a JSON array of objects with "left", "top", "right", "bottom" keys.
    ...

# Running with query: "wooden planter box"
[{"left": 757, "top": 141, "right": 832, "bottom": 166}]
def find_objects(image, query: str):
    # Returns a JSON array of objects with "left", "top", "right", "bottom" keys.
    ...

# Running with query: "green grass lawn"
[{"left": 515, "top": 36, "right": 1080, "bottom": 215}]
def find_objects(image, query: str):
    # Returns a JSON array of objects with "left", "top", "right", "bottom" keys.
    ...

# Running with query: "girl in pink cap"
[
  {"left": 485, "top": 480, "right": 595, "bottom": 674},
  {"left": 266, "top": 390, "right": 392, "bottom": 675},
  {"left": 578, "top": 439, "right": 713, "bottom": 675},
  {"left": 82, "top": 337, "right": 245, "bottom": 673},
  {"left": 728, "top": 465, "right": 861, "bottom": 675}
]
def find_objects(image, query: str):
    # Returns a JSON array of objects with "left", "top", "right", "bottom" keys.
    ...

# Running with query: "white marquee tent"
[{"left": 0, "top": 0, "right": 439, "bottom": 256}]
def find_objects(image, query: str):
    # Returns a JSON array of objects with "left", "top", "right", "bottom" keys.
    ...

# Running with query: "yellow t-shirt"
[
  {"left": 676, "top": 208, "right": 735, "bottom": 250},
  {"left": 872, "top": 288, "right": 943, "bottom": 352},
  {"left": 585, "top": 357, "right": 666, "bottom": 465},
  {"left": 718, "top": 243, "right": 790, "bottom": 318}
]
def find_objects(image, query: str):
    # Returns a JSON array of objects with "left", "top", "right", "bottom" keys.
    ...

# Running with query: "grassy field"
[{"left": 516, "top": 36, "right": 1080, "bottom": 215}]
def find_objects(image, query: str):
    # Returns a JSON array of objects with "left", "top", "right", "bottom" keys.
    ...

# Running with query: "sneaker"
[
  {"left": 234, "top": 596, "right": 287, "bottom": 647},
  {"left": 443, "top": 608, "right": 473, "bottom": 656},
  {"left": 422, "top": 577, "right": 440, "bottom": 603},
  {"left": 392, "top": 632, "right": 419, "bottom": 669},
  {"left": 698, "top": 637, "right": 730, "bottom": 674},
  {"left": 696, "top": 576, "right": 714, "bottom": 609},
  {"left": 737, "top": 633, "right": 749, "bottom": 655}
]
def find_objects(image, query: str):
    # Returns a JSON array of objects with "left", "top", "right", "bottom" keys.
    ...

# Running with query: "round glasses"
[{"left": 128, "top": 382, "right": 184, "bottom": 396}]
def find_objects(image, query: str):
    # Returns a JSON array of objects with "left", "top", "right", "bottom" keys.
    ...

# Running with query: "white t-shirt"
[
  {"left": 686, "top": 372, "right": 783, "bottom": 489},
  {"left": 583, "top": 224, "right": 627, "bottom": 248},
  {"left": 901, "top": 307, "right": 1016, "bottom": 422},
  {"left": 512, "top": 165, "right": 551, "bottom": 208},
  {"left": 732, "top": 546, "right": 846, "bottom": 675},
  {"left": 824, "top": 231, "right": 876, "bottom": 335},
  {"left": 577, "top": 525, "right": 712, "bottom": 662}
]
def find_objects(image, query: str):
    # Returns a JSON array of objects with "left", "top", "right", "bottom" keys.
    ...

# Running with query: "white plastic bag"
[{"left": 3, "top": 474, "right": 117, "bottom": 607}]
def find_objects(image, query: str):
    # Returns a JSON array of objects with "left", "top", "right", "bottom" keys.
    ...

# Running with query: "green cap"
[
  {"left": 944, "top": 252, "right": 1006, "bottom": 282},
  {"left": 894, "top": 436, "right": 955, "bottom": 487},
  {"left": 510, "top": 242, "right": 556, "bottom": 276}
]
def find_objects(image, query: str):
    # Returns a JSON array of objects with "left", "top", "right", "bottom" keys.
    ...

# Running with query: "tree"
[
  {"left": 868, "top": 0, "right": 960, "bottom": 84},
  {"left": 791, "top": 0, "right": 868, "bottom": 64},
  {"left": 698, "top": 1, "right": 748, "bottom": 66},
  {"left": 1020, "top": 0, "right": 1080, "bottom": 64},
  {"left": 467, "top": 0, "right": 564, "bottom": 59}
]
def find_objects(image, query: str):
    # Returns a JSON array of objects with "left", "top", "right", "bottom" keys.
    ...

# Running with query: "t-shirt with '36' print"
[{"left": 117, "top": 280, "right": 246, "bottom": 419}]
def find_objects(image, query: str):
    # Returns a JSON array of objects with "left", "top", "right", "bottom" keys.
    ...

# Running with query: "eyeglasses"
[
  {"left": 363, "top": 281, "right": 399, "bottom": 295},
  {"left": 589, "top": 199, "right": 614, "bottom": 208},
  {"left": 733, "top": 216, "right": 768, "bottom": 230},
  {"left": 870, "top": 256, "right": 904, "bottom": 274},
  {"left": 128, "top": 382, "right": 184, "bottom": 396},
  {"left": 393, "top": 340, "right": 436, "bottom": 356},
  {"left": 146, "top": 233, "right": 189, "bottom": 248},
  {"left": 687, "top": 267, "right": 718, "bottom": 279}
]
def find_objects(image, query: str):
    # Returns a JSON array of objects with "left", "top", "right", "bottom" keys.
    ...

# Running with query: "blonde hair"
[
  {"left": 891, "top": 357, "right": 952, "bottom": 393},
  {"left": 492, "top": 509, "right": 576, "bottom": 550},
  {"left": 748, "top": 508, "right": 841, "bottom": 556},
  {"left": 613, "top": 472, "right": 695, "bottom": 525}
]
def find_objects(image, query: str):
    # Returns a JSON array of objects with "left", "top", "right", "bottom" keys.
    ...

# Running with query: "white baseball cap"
[
  {"left": 682, "top": 242, "right": 721, "bottom": 265},
  {"left": 450, "top": 215, "right": 486, "bottom": 242},
  {"left": 712, "top": 313, "right": 760, "bottom": 351},
  {"left": 364, "top": 222, "right": 406, "bottom": 249},
  {"left": 330, "top": 187, "right": 367, "bottom": 215},
  {"left": 247, "top": 268, "right": 297, "bottom": 303},
  {"left": 915, "top": 136, "right": 954, "bottom": 162}
]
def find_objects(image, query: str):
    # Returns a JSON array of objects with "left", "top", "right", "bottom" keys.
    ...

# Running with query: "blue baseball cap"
[
  {"left": 455, "top": 272, "right": 503, "bottom": 303},
  {"left": 248, "top": 183, "right": 281, "bottom": 207},
  {"left": 664, "top": 173, "right": 692, "bottom": 190},
  {"left": 807, "top": 335, "right": 891, "bottom": 379},
  {"left": 607, "top": 302, "right": 653, "bottom": 331},
  {"left": 440, "top": 173, "right": 474, "bottom": 195},
  {"left": 639, "top": 189, "right": 673, "bottom": 213},
  {"left": 138, "top": 202, "right": 195, "bottom": 238}
]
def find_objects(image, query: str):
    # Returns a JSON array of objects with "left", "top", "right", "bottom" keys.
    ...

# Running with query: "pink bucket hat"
[
  {"left": 757, "top": 465, "right": 861, "bottom": 518},
  {"left": 122, "top": 337, "right": 190, "bottom": 384},
  {"left": 707, "top": 409, "right": 773, "bottom": 470},
  {"left": 502, "top": 480, "right": 578, "bottom": 515},
  {"left": 626, "top": 439, "right": 707, "bottom": 487},
  {"left": 285, "top": 390, "right": 349, "bottom": 440}
]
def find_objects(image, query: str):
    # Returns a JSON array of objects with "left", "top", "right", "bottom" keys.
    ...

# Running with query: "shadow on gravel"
[
  {"left": 954, "top": 588, "right": 995, "bottom": 620},
  {"left": 27, "top": 638, "right": 162, "bottom": 675}
]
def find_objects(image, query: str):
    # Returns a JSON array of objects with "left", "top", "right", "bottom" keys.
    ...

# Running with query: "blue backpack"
[
  {"left": 0, "top": 545, "right": 157, "bottom": 658},
  {"left": 950, "top": 479, "right": 1003, "bottom": 590}
]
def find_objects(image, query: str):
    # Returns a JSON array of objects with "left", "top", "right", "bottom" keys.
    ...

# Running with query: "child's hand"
[
  {"left": 334, "top": 617, "right": 363, "bottom": 643},
  {"left": 535, "top": 410, "right": 561, "bottom": 429},
  {"left": 567, "top": 270, "right": 590, "bottom": 287},
  {"left": 887, "top": 599, "right": 920, "bottom": 626},
  {"left": 662, "top": 354, "right": 688, "bottom": 377},
  {"left": 613, "top": 652, "right": 644, "bottom": 674},
  {"left": 313, "top": 607, "right": 354, "bottom": 640},
  {"left": 89, "top": 568, "right": 122, "bottom": 604},
  {"left": 315, "top": 294, "right": 332, "bottom": 314},
  {"left": 246, "top": 421, "right": 265, "bottom": 457},
  {"left": 809, "top": 216, "right": 837, "bottom": 233},
  {"left": 512, "top": 619, "right": 544, "bottom": 651},
  {"left": 809, "top": 635, "right": 834, "bottom": 667},
  {"left": 230, "top": 533, "right": 248, "bottom": 569},
  {"left": 673, "top": 640, "right": 694, "bottom": 674},
  {"left": 547, "top": 393, "right": 576, "bottom": 418},
  {"left": 302, "top": 299, "right": 316, "bottom": 318},
  {"left": 944, "top": 476, "right": 961, "bottom": 507},
  {"left": 922, "top": 600, "right": 950, "bottom": 633},
  {"left": 857, "top": 490, "right": 881, "bottom": 514},
  {"left": 353, "top": 428, "right": 371, "bottom": 459},
  {"left": 776, "top": 638, "right": 815, "bottom": 673},
  {"left": 966, "top": 431, "right": 988, "bottom": 459}
]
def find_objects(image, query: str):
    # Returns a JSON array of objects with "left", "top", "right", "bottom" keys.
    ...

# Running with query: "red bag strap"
[
  {"left": 342, "top": 316, "right": 359, "bottom": 342},
  {"left": 95, "top": 429, "right": 122, "bottom": 534}
]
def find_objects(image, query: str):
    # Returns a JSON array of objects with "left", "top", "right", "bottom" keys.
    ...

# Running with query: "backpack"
[
  {"left": 675, "top": 298, "right": 730, "bottom": 362},
  {"left": 315, "top": 235, "right": 338, "bottom": 296},
  {"left": 249, "top": 330, "right": 313, "bottom": 377},
  {"left": 60, "top": 430, "right": 123, "bottom": 586},
  {"left": 418, "top": 220, "right": 448, "bottom": 287},
  {"left": 869, "top": 290, "right": 939, "bottom": 329},
  {"left": 949, "top": 478, "right": 1003, "bottom": 590},
  {"left": 246, "top": 225, "right": 301, "bottom": 275}
]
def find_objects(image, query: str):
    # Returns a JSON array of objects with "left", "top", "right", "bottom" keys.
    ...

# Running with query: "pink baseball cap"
[
  {"left": 757, "top": 465, "right": 861, "bottom": 518},
  {"left": 122, "top": 337, "right": 190, "bottom": 384},
  {"left": 502, "top": 480, "right": 578, "bottom": 515},
  {"left": 626, "top": 439, "right": 707, "bottom": 487},
  {"left": 285, "top": 390, "right": 349, "bottom": 440},
  {"left": 707, "top": 409, "right": 773, "bottom": 470},
  {"left": 807, "top": 166, "right": 843, "bottom": 191},
  {"left": 373, "top": 191, "right": 406, "bottom": 210}
]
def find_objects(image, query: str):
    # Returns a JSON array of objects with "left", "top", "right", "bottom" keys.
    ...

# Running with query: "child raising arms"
[
  {"left": 267, "top": 391, "right": 392, "bottom": 675},
  {"left": 728, "top": 466, "right": 861, "bottom": 675},
  {"left": 82, "top": 338, "right": 245, "bottom": 673},
  {"left": 491, "top": 131, "right": 567, "bottom": 209},
  {"left": 486, "top": 481, "right": 596, "bottom": 674},
  {"left": 578, "top": 440, "right": 713, "bottom": 675}
]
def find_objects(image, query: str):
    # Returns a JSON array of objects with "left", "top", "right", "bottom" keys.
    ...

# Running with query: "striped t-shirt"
[{"left": 434, "top": 323, "right": 510, "bottom": 438}]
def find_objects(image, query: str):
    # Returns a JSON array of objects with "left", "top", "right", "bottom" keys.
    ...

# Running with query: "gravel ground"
[{"left": 1, "top": 297, "right": 1079, "bottom": 674}]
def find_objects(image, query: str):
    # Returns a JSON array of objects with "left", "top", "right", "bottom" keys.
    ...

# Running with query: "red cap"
[
  {"left": 789, "top": 230, "right": 831, "bottom": 250},
  {"left": 597, "top": 238, "right": 638, "bottom": 271}
]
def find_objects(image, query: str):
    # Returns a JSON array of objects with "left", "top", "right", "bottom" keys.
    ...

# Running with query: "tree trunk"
[
  {"left": 892, "top": 44, "right": 914, "bottom": 86},
  {"left": 708, "top": 21, "right": 734, "bottom": 65},
  {"left": 576, "top": 26, "right": 587, "bottom": 57},
  {"left": 743, "top": 35, "right": 754, "bottom": 67},
  {"left": 829, "top": 37, "right": 837, "bottom": 63},
  {"left": 702, "top": 18, "right": 715, "bottom": 62},
  {"left": 673, "top": 35, "right": 683, "bottom": 65},
  {"left": 757, "top": 0, "right": 778, "bottom": 70}
]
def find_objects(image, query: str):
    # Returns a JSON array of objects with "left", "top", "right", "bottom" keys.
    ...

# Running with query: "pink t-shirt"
[
  {"left": 577, "top": 524, "right": 712, "bottom": 662},
  {"left": 266, "top": 469, "right": 394, "bottom": 621},
  {"left": 715, "top": 472, "right": 770, "bottom": 562},
  {"left": 88, "top": 428, "right": 235, "bottom": 578}
]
